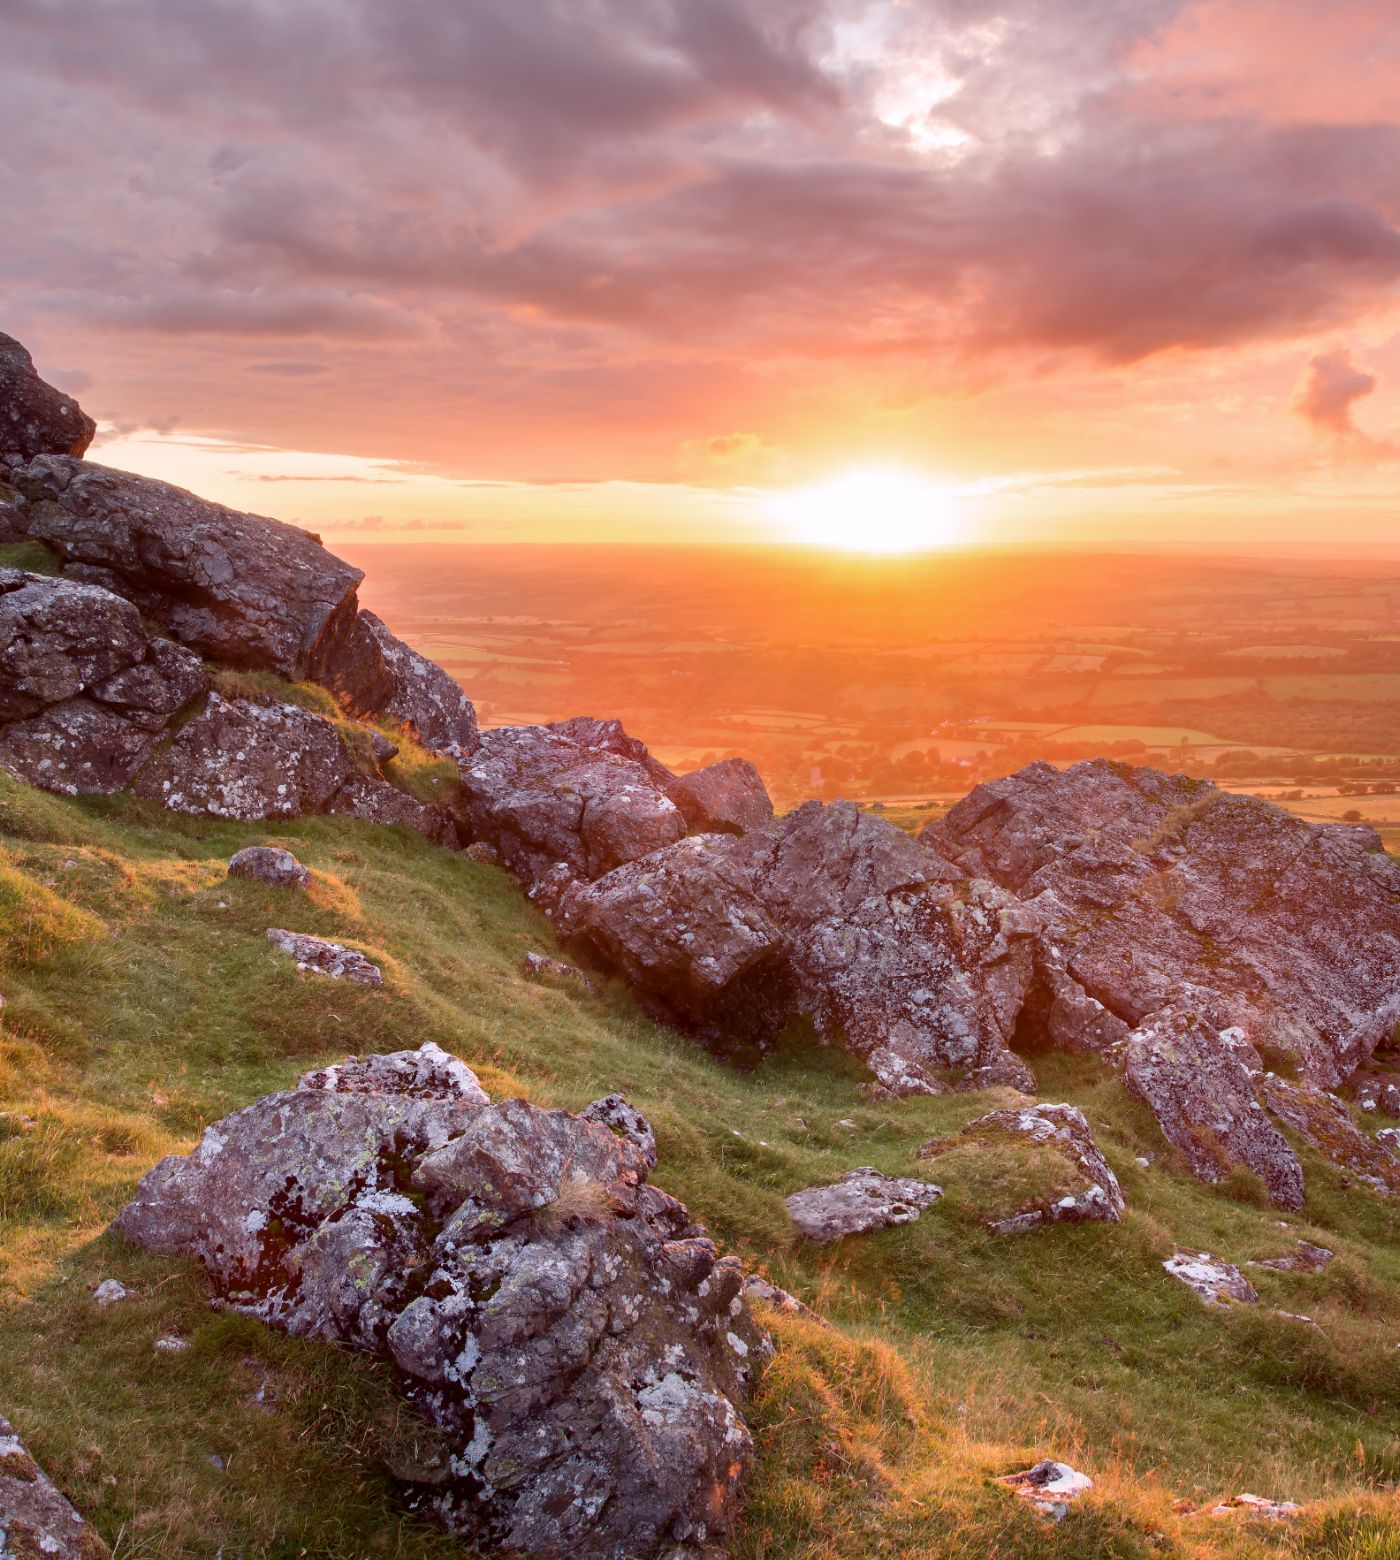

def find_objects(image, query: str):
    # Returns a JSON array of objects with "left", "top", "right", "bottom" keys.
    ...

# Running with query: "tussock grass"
[{"left": 0, "top": 770, "right": 1396, "bottom": 1555}]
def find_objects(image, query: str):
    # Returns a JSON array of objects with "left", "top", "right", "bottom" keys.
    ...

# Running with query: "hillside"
[
  {"left": 1, "top": 772, "right": 1399, "bottom": 1558},
  {"left": 3, "top": 331, "right": 1400, "bottom": 1560}
]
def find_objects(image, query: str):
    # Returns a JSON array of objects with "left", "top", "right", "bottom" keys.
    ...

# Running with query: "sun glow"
[{"left": 774, "top": 467, "right": 963, "bottom": 553}]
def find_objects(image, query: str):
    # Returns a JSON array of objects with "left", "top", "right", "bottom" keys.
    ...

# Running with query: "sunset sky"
[{"left": 3, "top": 0, "right": 1399, "bottom": 552}]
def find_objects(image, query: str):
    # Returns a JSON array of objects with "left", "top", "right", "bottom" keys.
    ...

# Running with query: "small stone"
[
  {"left": 92, "top": 1279, "right": 129, "bottom": 1307},
  {"left": 154, "top": 1336, "right": 191, "bottom": 1354},
  {"left": 1251, "top": 1240, "right": 1333, "bottom": 1274},
  {"left": 1000, "top": 1460, "right": 1094, "bottom": 1523},
  {"left": 228, "top": 845, "right": 310, "bottom": 890},
  {"left": 1205, "top": 1494, "right": 1301, "bottom": 1520},
  {"left": 521, "top": 949, "right": 598, "bottom": 995}
]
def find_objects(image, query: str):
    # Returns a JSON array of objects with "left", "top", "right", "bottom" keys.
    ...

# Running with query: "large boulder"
[
  {"left": 558, "top": 801, "right": 1039, "bottom": 1093},
  {"left": 931, "top": 760, "right": 1400, "bottom": 1089},
  {"left": 0, "top": 569, "right": 149, "bottom": 719},
  {"left": 1122, "top": 1008, "right": 1304, "bottom": 1209},
  {"left": 0, "top": 332, "right": 95, "bottom": 462},
  {"left": 0, "top": 696, "right": 165, "bottom": 796},
  {"left": 114, "top": 1046, "right": 769, "bottom": 1560},
  {"left": 10, "top": 456, "right": 371, "bottom": 688},
  {"left": 670, "top": 757, "right": 773, "bottom": 836},
  {"left": 458, "top": 723, "right": 686, "bottom": 883}
]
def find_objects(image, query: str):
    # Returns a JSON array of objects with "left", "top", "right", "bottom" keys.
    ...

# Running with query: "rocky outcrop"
[
  {"left": 1122, "top": 1009, "right": 1304, "bottom": 1209},
  {"left": 554, "top": 800, "right": 1038, "bottom": 1093},
  {"left": 0, "top": 1409, "right": 108, "bottom": 1558},
  {"left": 228, "top": 846, "right": 310, "bottom": 891},
  {"left": 917, "top": 1102, "right": 1124, "bottom": 1234},
  {"left": 670, "top": 757, "right": 773, "bottom": 835},
  {"left": 4, "top": 456, "right": 478, "bottom": 756},
  {"left": 265, "top": 928, "right": 383, "bottom": 986},
  {"left": 578, "top": 1093, "right": 658, "bottom": 1167},
  {"left": 930, "top": 760, "right": 1400, "bottom": 1089},
  {"left": 113, "top": 1045, "right": 768, "bottom": 1560},
  {"left": 784, "top": 1168, "right": 943, "bottom": 1244},
  {"left": 324, "top": 771, "right": 459, "bottom": 848},
  {"left": 1257, "top": 1074, "right": 1400, "bottom": 1195},
  {"left": 459, "top": 722, "right": 687, "bottom": 883},
  {"left": 0, "top": 333, "right": 95, "bottom": 462}
]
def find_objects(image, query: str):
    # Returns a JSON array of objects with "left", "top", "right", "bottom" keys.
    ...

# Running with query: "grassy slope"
[{"left": 0, "top": 776, "right": 1398, "bottom": 1558}]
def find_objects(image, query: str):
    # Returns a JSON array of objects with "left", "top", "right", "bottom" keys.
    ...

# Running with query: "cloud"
[
  {"left": 1293, "top": 349, "right": 1378, "bottom": 436},
  {"left": 3, "top": 0, "right": 1400, "bottom": 485}
]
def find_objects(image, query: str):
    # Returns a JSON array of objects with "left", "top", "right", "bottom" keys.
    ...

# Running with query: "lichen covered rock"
[
  {"left": 0, "top": 332, "right": 95, "bottom": 462},
  {"left": 784, "top": 1168, "right": 943, "bottom": 1244},
  {"left": 113, "top": 1046, "right": 768, "bottom": 1560},
  {"left": 0, "top": 1409, "right": 108, "bottom": 1557},
  {"left": 228, "top": 846, "right": 310, "bottom": 891}
]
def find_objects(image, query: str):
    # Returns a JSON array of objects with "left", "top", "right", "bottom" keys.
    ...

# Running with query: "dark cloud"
[{"left": 2, "top": 0, "right": 1398, "bottom": 468}]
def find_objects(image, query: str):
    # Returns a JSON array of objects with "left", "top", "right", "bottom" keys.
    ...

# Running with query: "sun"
[{"left": 772, "top": 467, "right": 962, "bottom": 553}]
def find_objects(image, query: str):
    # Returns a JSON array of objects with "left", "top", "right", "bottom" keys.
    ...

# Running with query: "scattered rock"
[
  {"left": 999, "top": 1460, "right": 1094, "bottom": 1522},
  {"left": 669, "top": 757, "right": 774, "bottom": 836},
  {"left": 1379, "top": 1126, "right": 1400, "bottom": 1156},
  {"left": 784, "top": 1168, "right": 943, "bottom": 1245},
  {"left": 578, "top": 1093, "right": 657, "bottom": 1167},
  {"left": 521, "top": 949, "right": 599, "bottom": 996},
  {"left": 228, "top": 846, "right": 310, "bottom": 891},
  {"left": 1163, "top": 1249, "right": 1259, "bottom": 1307},
  {"left": 1352, "top": 1074, "right": 1400, "bottom": 1118},
  {"left": 113, "top": 1045, "right": 769, "bottom": 1560},
  {"left": 265, "top": 928, "right": 383, "bottom": 987},
  {"left": 301, "top": 1041, "right": 490, "bottom": 1104},
  {"left": 1252, "top": 1240, "right": 1333, "bottom": 1274},
  {"left": 154, "top": 1336, "right": 191, "bottom": 1354},
  {"left": 91, "top": 1279, "right": 128, "bottom": 1307},
  {"left": 741, "top": 1274, "right": 825, "bottom": 1325},
  {"left": 0, "top": 332, "right": 96, "bottom": 461},
  {"left": 1204, "top": 1494, "right": 1301, "bottom": 1520},
  {"left": 1122, "top": 1009, "right": 1304, "bottom": 1209},
  {"left": 918, "top": 1102, "right": 1125, "bottom": 1234},
  {"left": 0, "top": 1408, "right": 108, "bottom": 1557}
]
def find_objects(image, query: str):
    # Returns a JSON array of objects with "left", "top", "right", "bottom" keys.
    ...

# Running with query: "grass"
[{"left": 0, "top": 772, "right": 1397, "bottom": 1556}]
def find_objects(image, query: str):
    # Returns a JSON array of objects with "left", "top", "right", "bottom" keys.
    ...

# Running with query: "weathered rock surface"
[
  {"left": 1257, "top": 1074, "right": 1400, "bottom": 1195},
  {"left": 265, "top": 928, "right": 383, "bottom": 987},
  {"left": 0, "top": 333, "right": 95, "bottom": 462},
  {"left": 324, "top": 771, "right": 460, "bottom": 849},
  {"left": 113, "top": 1045, "right": 769, "bottom": 1560},
  {"left": 1354, "top": 1074, "right": 1400, "bottom": 1117},
  {"left": 578, "top": 1093, "right": 657, "bottom": 1168},
  {"left": 1122, "top": 1009, "right": 1304, "bottom": 1209},
  {"left": 784, "top": 1168, "right": 943, "bottom": 1244},
  {"left": 917, "top": 1102, "right": 1124, "bottom": 1234},
  {"left": 10, "top": 456, "right": 370, "bottom": 687},
  {"left": 670, "top": 758, "right": 773, "bottom": 836},
  {"left": 0, "top": 570, "right": 147, "bottom": 719},
  {"left": 1252, "top": 1240, "right": 1333, "bottom": 1274},
  {"left": 0, "top": 1409, "right": 108, "bottom": 1558},
  {"left": 930, "top": 760, "right": 1400, "bottom": 1089},
  {"left": 458, "top": 722, "right": 686, "bottom": 883},
  {"left": 228, "top": 846, "right": 310, "bottom": 891},
  {"left": 351, "top": 610, "right": 479, "bottom": 758},
  {"left": 1163, "top": 1249, "right": 1259, "bottom": 1306},
  {"left": 559, "top": 800, "right": 1039, "bottom": 1093}
]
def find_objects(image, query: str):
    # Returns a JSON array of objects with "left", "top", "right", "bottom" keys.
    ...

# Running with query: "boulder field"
[{"left": 3, "top": 334, "right": 1400, "bottom": 1212}]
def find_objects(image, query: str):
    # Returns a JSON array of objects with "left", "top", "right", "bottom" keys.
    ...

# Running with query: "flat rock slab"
[
  {"left": 0, "top": 1411, "right": 108, "bottom": 1557},
  {"left": 785, "top": 1168, "right": 943, "bottom": 1244},
  {"left": 265, "top": 928, "right": 382, "bottom": 986},
  {"left": 1163, "top": 1249, "right": 1259, "bottom": 1307}
]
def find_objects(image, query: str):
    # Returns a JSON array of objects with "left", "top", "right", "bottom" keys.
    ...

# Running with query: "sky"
[{"left": 2, "top": 0, "right": 1399, "bottom": 552}]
